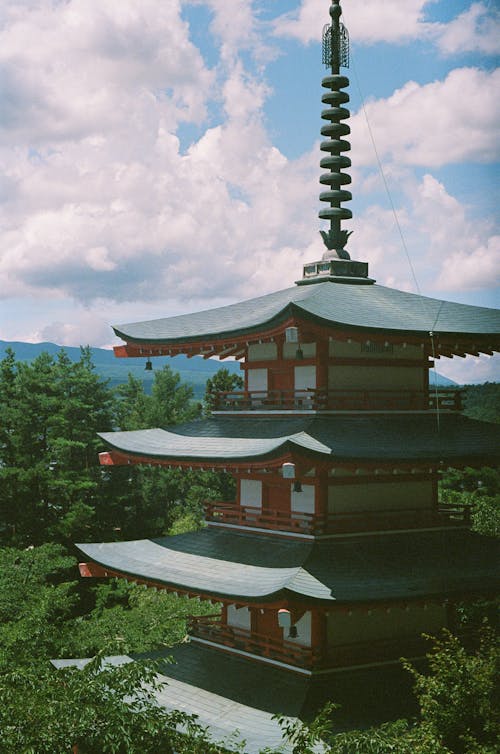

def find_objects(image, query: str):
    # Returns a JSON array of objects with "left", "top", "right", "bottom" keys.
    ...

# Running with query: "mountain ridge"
[{"left": 0, "top": 340, "right": 241, "bottom": 397}]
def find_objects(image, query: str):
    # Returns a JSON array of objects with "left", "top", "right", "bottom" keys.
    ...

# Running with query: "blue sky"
[{"left": 0, "top": 0, "right": 498, "bottom": 382}]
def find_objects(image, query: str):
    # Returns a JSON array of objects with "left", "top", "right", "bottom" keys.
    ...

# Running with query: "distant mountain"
[
  {"left": 429, "top": 370, "right": 457, "bottom": 387},
  {"left": 0, "top": 340, "right": 240, "bottom": 398}
]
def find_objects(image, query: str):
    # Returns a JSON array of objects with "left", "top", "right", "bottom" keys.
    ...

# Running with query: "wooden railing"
[
  {"left": 204, "top": 502, "right": 466, "bottom": 535},
  {"left": 438, "top": 500, "right": 473, "bottom": 523},
  {"left": 213, "top": 387, "right": 463, "bottom": 412},
  {"left": 188, "top": 614, "right": 434, "bottom": 669},
  {"left": 187, "top": 614, "right": 317, "bottom": 668}
]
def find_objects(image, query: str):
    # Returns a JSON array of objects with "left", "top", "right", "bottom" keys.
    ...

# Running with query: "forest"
[{"left": 0, "top": 347, "right": 498, "bottom": 753}]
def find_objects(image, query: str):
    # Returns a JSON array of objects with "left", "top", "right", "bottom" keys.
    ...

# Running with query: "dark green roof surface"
[
  {"left": 99, "top": 414, "right": 500, "bottom": 464},
  {"left": 147, "top": 643, "right": 419, "bottom": 729},
  {"left": 53, "top": 643, "right": 420, "bottom": 746},
  {"left": 77, "top": 527, "right": 500, "bottom": 603},
  {"left": 113, "top": 281, "right": 500, "bottom": 344}
]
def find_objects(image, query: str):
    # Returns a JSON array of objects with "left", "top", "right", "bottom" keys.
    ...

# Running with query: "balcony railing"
[
  {"left": 438, "top": 500, "right": 473, "bottom": 524},
  {"left": 188, "top": 615, "right": 434, "bottom": 669},
  {"left": 187, "top": 614, "right": 317, "bottom": 668},
  {"left": 213, "top": 388, "right": 463, "bottom": 412},
  {"left": 204, "top": 502, "right": 465, "bottom": 535}
]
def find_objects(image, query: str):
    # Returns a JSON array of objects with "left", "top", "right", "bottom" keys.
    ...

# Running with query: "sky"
[{"left": 0, "top": 0, "right": 499, "bottom": 383}]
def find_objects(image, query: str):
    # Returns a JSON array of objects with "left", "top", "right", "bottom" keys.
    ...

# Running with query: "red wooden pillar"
[
  {"left": 316, "top": 339, "right": 329, "bottom": 406},
  {"left": 311, "top": 608, "right": 328, "bottom": 665}
]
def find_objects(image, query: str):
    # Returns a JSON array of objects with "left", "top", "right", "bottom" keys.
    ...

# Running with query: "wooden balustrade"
[
  {"left": 438, "top": 500, "right": 473, "bottom": 523},
  {"left": 213, "top": 387, "right": 463, "bottom": 412},
  {"left": 187, "top": 614, "right": 317, "bottom": 668},
  {"left": 188, "top": 614, "right": 436, "bottom": 669},
  {"left": 203, "top": 502, "right": 464, "bottom": 535}
]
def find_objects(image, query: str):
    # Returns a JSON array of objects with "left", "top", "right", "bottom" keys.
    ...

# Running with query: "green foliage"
[
  {"left": 0, "top": 347, "right": 114, "bottom": 546},
  {"left": 0, "top": 544, "right": 219, "bottom": 662},
  {"left": 65, "top": 581, "right": 217, "bottom": 657},
  {"left": 404, "top": 628, "right": 500, "bottom": 754},
  {"left": 0, "top": 349, "right": 231, "bottom": 545},
  {"left": 324, "top": 719, "right": 447, "bottom": 754},
  {"left": 0, "top": 654, "right": 242, "bottom": 753},
  {"left": 471, "top": 496, "right": 500, "bottom": 538},
  {"left": 114, "top": 365, "right": 199, "bottom": 431},
  {"left": 462, "top": 383, "right": 500, "bottom": 424},
  {"left": 0, "top": 544, "right": 78, "bottom": 668},
  {"left": 0, "top": 545, "right": 229, "bottom": 751},
  {"left": 439, "top": 466, "right": 500, "bottom": 539},
  {"left": 204, "top": 367, "right": 244, "bottom": 415},
  {"left": 264, "top": 702, "right": 337, "bottom": 753}
]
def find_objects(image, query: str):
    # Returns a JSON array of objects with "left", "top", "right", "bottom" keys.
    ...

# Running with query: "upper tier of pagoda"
[{"left": 112, "top": 281, "right": 500, "bottom": 360}]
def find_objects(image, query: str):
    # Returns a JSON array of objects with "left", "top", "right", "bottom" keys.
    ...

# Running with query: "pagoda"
[{"left": 72, "top": 1, "right": 500, "bottom": 749}]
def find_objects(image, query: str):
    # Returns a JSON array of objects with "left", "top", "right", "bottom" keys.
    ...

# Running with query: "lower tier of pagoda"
[
  {"left": 78, "top": 526, "right": 499, "bottom": 673},
  {"left": 186, "top": 600, "right": 453, "bottom": 673},
  {"left": 53, "top": 640, "right": 425, "bottom": 750}
]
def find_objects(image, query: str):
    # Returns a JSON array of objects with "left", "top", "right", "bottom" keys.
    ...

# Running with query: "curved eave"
[
  {"left": 111, "top": 282, "right": 500, "bottom": 359},
  {"left": 76, "top": 538, "right": 333, "bottom": 602},
  {"left": 97, "top": 415, "right": 500, "bottom": 469},
  {"left": 76, "top": 529, "right": 500, "bottom": 604},
  {"left": 97, "top": 428, "right": 333, "bottom": 467}
]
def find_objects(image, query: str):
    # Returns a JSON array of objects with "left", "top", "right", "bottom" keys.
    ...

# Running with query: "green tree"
[
  {"left": 204, "top": 367, "right": 244, "bottom": 415},
  {"left": 0, "top": 655, "right": 241, "bottom": 753},
  {"left": 115, "top": 364, "right": 199, "bottom": 431},
  {"left": 0, "top": 348, "right": 114, "bottom": 546},
  {"left": 0, "top": 544, "right": 78, "bottom": 669},
  {"left": 108, "top": 366, "right": 235, "bottom": 538},
  {"left": 404, "top": 628, "right": 500, "bottom": 754}
]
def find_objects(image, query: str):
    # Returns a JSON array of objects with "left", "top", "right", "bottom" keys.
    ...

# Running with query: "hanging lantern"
[
  {"left": 278, "top": 608, "right": 291, "bottom": 629},
  {"left": 145, "top": 359, "right": 153, "bottom": 371},
  {"left": 285, "top": 327, "right": 299, "bottom": 343}
]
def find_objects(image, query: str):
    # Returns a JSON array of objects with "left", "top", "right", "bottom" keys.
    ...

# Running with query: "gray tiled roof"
[
  {"left": 52, "top": 652, "right": 298, "bottom": 754},
  {"left": 52, "top": 643, "right": 420, "bottom": 746},
  {"left": 113, "top": 281, "right": 500, "bottom": 343},
  {"left": 77, "top": 527, "right": 500, "bottom": 603},
  {"left": 142, "top": 642, "right": 419, "bottom": 730},
  {"left": 99, "top": 414, "right": 500, "bottom": 464}
]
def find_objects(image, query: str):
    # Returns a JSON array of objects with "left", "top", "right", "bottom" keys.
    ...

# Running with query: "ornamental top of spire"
[{"left": 298, "top": 0, "right": 374, "bottom": 286}]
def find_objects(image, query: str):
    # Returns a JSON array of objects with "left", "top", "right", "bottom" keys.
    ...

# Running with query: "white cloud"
[
  {"left": 85, "top": 247, "right": 117, "bottom": 272},
  {"left": 273, "top": 0, "right": 500, "bottom": 56},
  {"left": 273, "top": 0, "right": 434, "bottom": 46},
  {"left": 435, "top": 353, "right": 500, "bottom": 385},
  {"left": 37, "top": 314, "right": 113, "bottom": 349},
  {"left": 436, "top": 237, "right": 500, "bottom": 291},
  {"left": 0, "top": 0, "right": 498, "bottom": 377},
  {"left": 195, "top": 0, "right": 274, "bottom": 64},
  {"left": 0, "top": 0, "right": 318, "bottom": 309},
  {"left": 350, "top": 68, "right": 500, "bottom": 167},
  {"left": 344, "top": 172, "right": 499, "bottom": 296},
  {"left": 435, "top": 2, "right": 500, "bottom": 56}
]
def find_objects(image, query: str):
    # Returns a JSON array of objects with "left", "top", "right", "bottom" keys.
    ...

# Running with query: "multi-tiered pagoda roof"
[{"left": 67, "top": 1, "right": 500, "bottom": 749}]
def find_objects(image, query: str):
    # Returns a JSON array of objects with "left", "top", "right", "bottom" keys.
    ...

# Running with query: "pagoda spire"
[{"left": 319, "top": 0, "right": 352, "bottom": 260}]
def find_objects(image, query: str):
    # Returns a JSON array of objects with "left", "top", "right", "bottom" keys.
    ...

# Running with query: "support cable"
[{"left": 341, "top": 5, "right": 442, "bottom": 432}]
